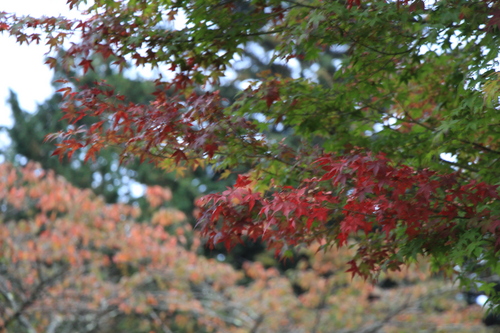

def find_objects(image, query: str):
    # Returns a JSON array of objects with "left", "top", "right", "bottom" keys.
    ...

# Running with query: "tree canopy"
[{"left": 2, "top": 0, "right": 500, "bottom": 306}]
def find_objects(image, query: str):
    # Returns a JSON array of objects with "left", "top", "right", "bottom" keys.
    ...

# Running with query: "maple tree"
[
  {"left": 2, "top": 0, "right": 500, "bottom": 307},
  {"left": 0, "top": 161, "right": 490, "bottom": 332}
]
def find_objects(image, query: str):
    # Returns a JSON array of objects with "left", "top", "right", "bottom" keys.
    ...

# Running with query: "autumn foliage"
[{"left": 2, "top": 0, "right": 500, "bottom": 312}]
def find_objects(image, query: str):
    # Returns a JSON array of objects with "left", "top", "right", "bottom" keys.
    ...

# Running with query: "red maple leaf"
[{"left": 234, "top": 175, "right": 252, "bottom": 188}]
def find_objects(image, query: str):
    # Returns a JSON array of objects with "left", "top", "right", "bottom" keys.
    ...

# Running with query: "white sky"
[{"left": 0, "top": 0, "right": 80, "bottom": 133}]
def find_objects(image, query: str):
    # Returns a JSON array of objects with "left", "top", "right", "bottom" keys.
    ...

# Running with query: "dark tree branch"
[{"left": 0, "top": 267, "right": 69, "bottom": 332}]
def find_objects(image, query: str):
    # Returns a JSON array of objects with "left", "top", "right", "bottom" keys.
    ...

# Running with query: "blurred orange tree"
[{"left": 0, "top": 162, "right": 488, "bottom": 332}]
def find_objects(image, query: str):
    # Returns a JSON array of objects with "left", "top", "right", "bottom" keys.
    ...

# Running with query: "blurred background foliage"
[{"left": 0, "top": 161, "right": 493, "bottom": 332}]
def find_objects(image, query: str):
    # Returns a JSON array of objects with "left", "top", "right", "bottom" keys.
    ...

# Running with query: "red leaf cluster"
[{"left": 198, "top": 151, "right": 500, "bottom": 277}]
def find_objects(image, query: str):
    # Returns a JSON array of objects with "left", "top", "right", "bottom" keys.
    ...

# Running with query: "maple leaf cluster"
[{"left": 198, "top": 151, "right": 500, "bottom": 276}]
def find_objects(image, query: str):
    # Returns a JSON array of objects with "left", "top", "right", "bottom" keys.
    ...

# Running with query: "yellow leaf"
[
  {"left": 175, "top": 165, "right": 187, "bottom": 178},
  {"left": 219, "top": 169, "right": 232, "bottom": 179}
]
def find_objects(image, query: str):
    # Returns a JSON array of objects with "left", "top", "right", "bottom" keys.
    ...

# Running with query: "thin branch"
[
  {"left": 234, "top": 29, "right": 287, "bottom": 38},
  {"left": 149, "top": 310, "right": 174, "bottom": 333},
  {"left": 282, "top": 0, "right": 320, "bottom": 9},
  {"left": 439, "top": 157, "right": 479, "bottom": 173},
  {"left": 462, "top": 140, "right": 500, "bottom": 156},
  {"left": 356, "top": 294, "right": 412, "bottom": 333},
  {"left": 311, "top": 277, "right": 339, "bottom": 333},
  {"left": 0, "top": 268, "right": 69, "bottom": 332},
  {"left": 45, "top": 315, "right": 62, "bottom": 333},
  {"left": 248, "top": 313, "right": 265, "bottom": 333},
  {"left": 404, "top": 113, "right": 500, "bottom": 158},
  {"left": 336, "top": 25, "right": 419, "bottom": 57}
]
